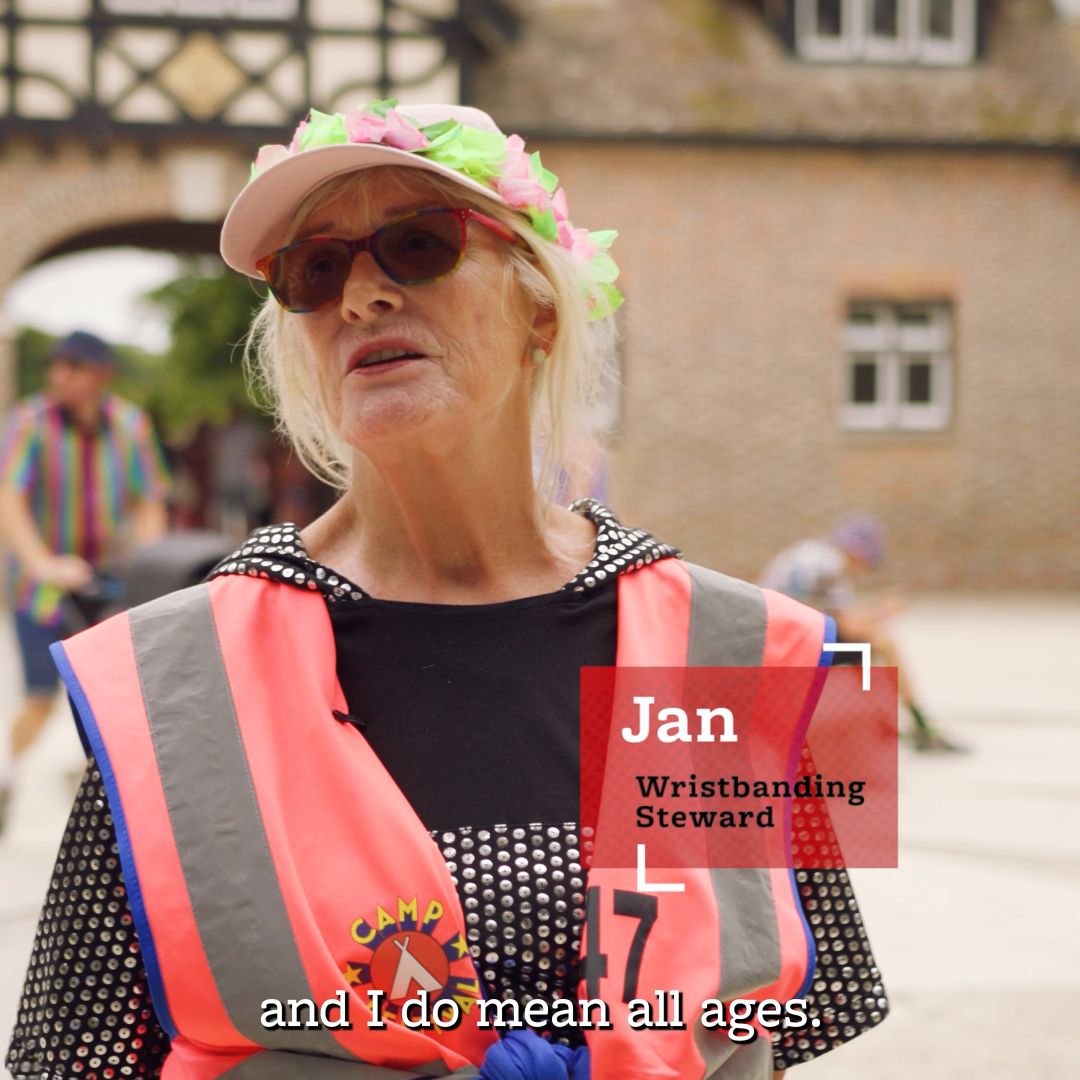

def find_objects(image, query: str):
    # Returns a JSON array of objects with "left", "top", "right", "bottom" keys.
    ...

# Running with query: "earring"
[{"left": 531, "top": 348, "right": 547, "bottom": 366}]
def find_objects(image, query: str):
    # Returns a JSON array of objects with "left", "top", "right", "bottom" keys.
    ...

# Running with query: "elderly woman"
[{"left": 7, "top": 103, "right": 887, "bottom": 1080}]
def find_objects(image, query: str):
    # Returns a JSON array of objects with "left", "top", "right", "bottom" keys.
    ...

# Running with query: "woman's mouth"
[{"left": 350, "top": 347, "right": 427, "bottom": 375}]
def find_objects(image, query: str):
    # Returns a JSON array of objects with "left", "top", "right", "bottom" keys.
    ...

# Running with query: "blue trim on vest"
[
  {"left": 50, "top": 639, "right": 178, "bottom": 1040},
  {"left": 790, "top": 862, "right": 817, "bottom": 1000},
  {"left": 795, "top": 612, "right": 837, "bottom": 993},
  {"left": 783, "top": 611, "right": 831, "bottom": 999},
  {"left": 818, "top": 615, "right": 838, "bottom": 665}
]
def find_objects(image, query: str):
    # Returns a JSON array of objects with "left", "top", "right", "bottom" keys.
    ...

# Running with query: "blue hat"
[
  {"left": 48, "top": 331, "right": 116, "bottom": 367},
  {"left": 833, "top": 514, "right": 886, "bottom": 568}
]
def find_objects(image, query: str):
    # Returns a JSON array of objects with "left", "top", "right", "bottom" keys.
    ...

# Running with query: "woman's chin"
[{"left": 335, "top": 389, "right": 458, "bottom": 446}]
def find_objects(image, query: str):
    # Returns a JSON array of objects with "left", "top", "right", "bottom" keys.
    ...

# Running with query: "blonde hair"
[{"left": 244, "top": 166, "right": 617, "bottom": 527}]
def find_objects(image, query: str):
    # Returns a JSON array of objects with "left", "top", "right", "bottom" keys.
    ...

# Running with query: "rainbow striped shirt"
[{"left": 1, "top": 393, "right": 170, "bottom": 626}]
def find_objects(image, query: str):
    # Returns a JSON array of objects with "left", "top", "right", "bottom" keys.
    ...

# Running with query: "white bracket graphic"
[
  {"left": 822, "top": 641, "right": 872, "bottom": 690},
  {"left": 636, "top": 844, "right": 686, "bottom": 893}
]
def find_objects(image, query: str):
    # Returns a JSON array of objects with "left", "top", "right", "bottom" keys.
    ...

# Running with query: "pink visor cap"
[
  {"left": 220, "top": 104, "right": 506, "bottom": 278},
  {"left": 219, "top": 100, "right": 623, "bottom": 319}
]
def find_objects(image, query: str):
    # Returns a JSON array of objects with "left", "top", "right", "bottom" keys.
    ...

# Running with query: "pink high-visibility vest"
[{"left": 53, "top": 557, "right": 829, "bottom": 1079}]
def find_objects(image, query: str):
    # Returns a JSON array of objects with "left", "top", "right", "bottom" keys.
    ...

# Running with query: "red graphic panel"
[{"left": 580, "top": 666, "right": 897, "bottom": 870}]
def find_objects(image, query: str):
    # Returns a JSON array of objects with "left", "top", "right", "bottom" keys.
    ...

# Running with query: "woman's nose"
[{"left": 338, "top": 252, "right": 405, "bottom": 325}]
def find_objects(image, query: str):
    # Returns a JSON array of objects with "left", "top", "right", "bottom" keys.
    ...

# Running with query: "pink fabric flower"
[
  {"left": 343, "top": 107, "right": 429, "bottom": 151},
  {"left": 498, "top": 176, "right": 551, "bottom": 211},
  {"left": 254, "top": 144, "right": 290, "bottom": 171},
  {"left": 287, "top": 120, "right": 308, "bottom": 153},
  {"left": 495, "top": 135, "right": 551, "bottom": 211},
  {"left": 383, "top": 109, "right": 429, "bottom": 150},
  {"left": 500, "top": 134, "right": 530, "bottom": 180},
  {"left": 557, "top": 222, "right": 597, "bottom": 262},
  {"left": 552, "top": 187, "right": 570, "bottom": 225},
  {"left": 343, "top": 109, "right": 387, "bottom": 144}
]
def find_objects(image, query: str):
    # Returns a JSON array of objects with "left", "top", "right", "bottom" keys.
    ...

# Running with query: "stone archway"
[{"left": 0, "top": 138, "right": 250, "bottom": 408}]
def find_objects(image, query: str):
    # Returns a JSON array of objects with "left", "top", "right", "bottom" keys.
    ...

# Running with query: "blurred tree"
[
  {"left": 13, "top": 258, "right": 268, "bottom": 442},
  {"left": 14, "top": 325, "right": 54, "bottom": 395},
  {"left": 138, "top": 257, "right": 270, "bottom": 441}
]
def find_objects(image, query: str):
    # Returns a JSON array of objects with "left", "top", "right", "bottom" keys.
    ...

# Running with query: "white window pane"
[
  {"left": 870, "top": 0, "right": 900, "bottom": 36},
  {"left": 851, "top": 357, "right": 880, "bottom": 404},
  {"left": 842, "top": 304, "right": 953, "bottom": 431},
  {"left": 16, "top": 76, "right": 76, "bottom": 118},
  {"left": 103, "top": 0, "right": 299, "bottom": 13},
  {"left": 848, "top": 305, "right": 879, "bottom": 326},
  {"left": 846, "top": 305, "right": 894, "bottom": 350},
  {"left": 896, "top": 303, "right": 950, "bottom": 351},
  {"left": 904, "top": 357, "right": 933, "bottom": 404},
  {"left": 309, "top": 0, "right": 379, "bottom": 31},
  {"left": 15, "top": 0, "right": 88, "bottom": 16},
  {"left": 865, "top": 0, "right": 912, "bottom": 60},
  {"left": 388, "top": 37, "right": 445, "bottom": 84},
  {"left": 919, "top": 0, "right": 974, "bottom": 63},
  {"left": 841, "top": 353, "right": 895, "bottom": 430},
  {"left": 925, "top": 0, "right": 955, "bottom": 39},
  {"left": 797, "top": 0, "right": 857, "bottom": 59},
  {"left": 816, "top": 0, "right": 846, "bottom": 35},
  {"left": 309, "top": 35, "right": 380, "bottom": 107},
  {"left": 236, "top": 0, "right": 296, "bottom": 14},
  {"left": 897, "top": 354, "right": 951, "bottom": 429},
  {"left": 897, "top": 305, "right": 931, "bottom": 327}
]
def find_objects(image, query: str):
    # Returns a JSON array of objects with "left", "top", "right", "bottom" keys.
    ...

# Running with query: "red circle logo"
[{"left": 368, "top": 930, "right": 451, "bottom": 1004}]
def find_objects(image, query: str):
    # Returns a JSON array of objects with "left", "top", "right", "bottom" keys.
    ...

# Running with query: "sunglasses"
[{"left": 256, "top": 207, "right": 520, "bottom": 313}]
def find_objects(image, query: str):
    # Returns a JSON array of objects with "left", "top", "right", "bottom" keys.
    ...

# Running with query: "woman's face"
[{"left": 289, "top": 170, "right": 547, "bottom": 454}]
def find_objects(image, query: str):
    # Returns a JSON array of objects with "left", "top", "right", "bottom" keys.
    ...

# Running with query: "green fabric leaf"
[
  {"left": 589, "top": 252, "right": 620, "bottom": 284},
  {"left": 418, "top": 118, "right": 461, "bottom": 148},
  {"left": 299, "top": 110, "right": 348, "bottom": 150},
  {"left": 588, "top": 229, "right": 619, "bottom": 252},
  {"left": 529, "top": 152, "right": 559, "bottom": 193},
  {"left": 529, "top": 207, "right": 558, "bottom": 242},
  {"left": 589, "top": 282, "right": 625, "bottom": 320},
  {"left": 423, "top": 127, "right": 507, "bottom": 183}
]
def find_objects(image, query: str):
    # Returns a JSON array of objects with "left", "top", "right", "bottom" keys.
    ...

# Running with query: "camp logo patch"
[{"left": 343, "top": 896, "right": 480, "bottom": 1020}]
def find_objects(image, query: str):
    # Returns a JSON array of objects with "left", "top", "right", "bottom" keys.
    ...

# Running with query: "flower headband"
[{"left": 245, "top": 99, "right": 623, "bottom": 320}]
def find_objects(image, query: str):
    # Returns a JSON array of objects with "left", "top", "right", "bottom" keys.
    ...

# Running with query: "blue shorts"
[{"left": 13, "top": 611, "right": 62, "bottom": 695}]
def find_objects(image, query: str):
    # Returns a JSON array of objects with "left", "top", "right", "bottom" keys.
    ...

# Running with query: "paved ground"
[{"left": 1, "top": 593, "right": 1078, "bottom": 1078}]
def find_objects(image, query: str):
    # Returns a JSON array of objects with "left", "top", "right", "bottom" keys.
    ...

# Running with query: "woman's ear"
[{"left": 529, "top": 301, "right": 558, "bottom": 358}]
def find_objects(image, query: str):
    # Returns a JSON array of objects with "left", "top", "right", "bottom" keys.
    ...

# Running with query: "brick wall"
[{"left": 534, "top": 139, "right": 1080, "bottom": 590}]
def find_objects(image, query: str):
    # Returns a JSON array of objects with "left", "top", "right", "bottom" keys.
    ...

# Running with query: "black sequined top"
[{"left": 7, "top": 501, "right": 887, "bottom": 1078}]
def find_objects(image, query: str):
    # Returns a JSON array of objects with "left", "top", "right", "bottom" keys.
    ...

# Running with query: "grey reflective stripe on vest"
[
  {"left": 706, "top": 868, "right": 782, "bottom": 1001},
  {"left": 221, "top": 1053, "right": 478, "bottom": 1079},
  {"left": 691, "top": 1037, "right": 774, "bottom": 1080},
  {"left": 129, "top": 585, "right": 357, "bottom": 1061},
  {"left": 683, "top": 564, "right": 782, "bottom": 1080},
  {"left": 685, "top": 563, "right": 766, "bottom": 668}
]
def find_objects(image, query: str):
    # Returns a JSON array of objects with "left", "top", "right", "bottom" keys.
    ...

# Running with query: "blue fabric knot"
[{"left": 478, "top": 1029, "right": 590, "bottom": 1080}]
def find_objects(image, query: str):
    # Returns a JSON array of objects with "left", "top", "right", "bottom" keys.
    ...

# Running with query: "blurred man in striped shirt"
[{"left": 0, "top": 331, "right": 169, "bottom": 831}]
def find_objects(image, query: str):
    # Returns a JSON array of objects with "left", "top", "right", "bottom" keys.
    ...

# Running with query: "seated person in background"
[{"left": 759, "top": 514, "right": 964, "bottom": 753}]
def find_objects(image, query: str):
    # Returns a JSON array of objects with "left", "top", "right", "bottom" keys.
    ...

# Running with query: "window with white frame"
[
  {"left": 841, "top": 302, "right": 953, "bottom": 431},
  {"left": 796, "top": 0, "right": 975, "bottom": 64}
]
